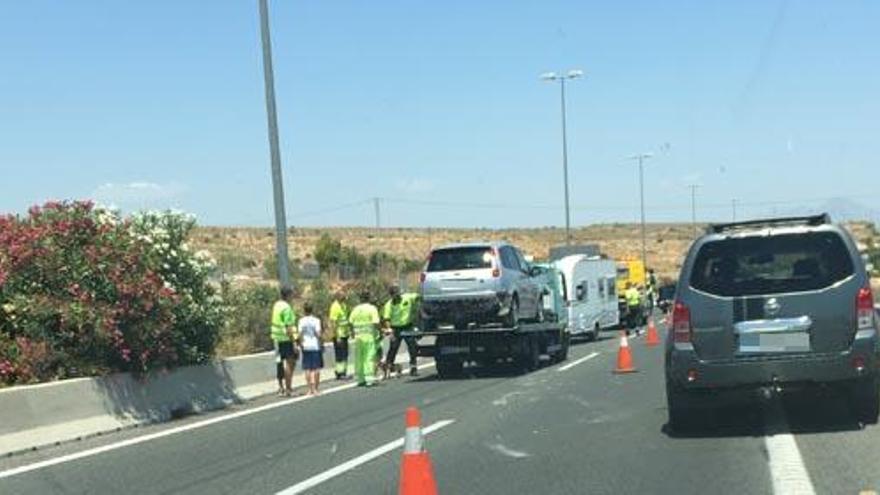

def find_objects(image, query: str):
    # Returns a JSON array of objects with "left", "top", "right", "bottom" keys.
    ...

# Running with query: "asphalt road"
[{"left": 2, "top": 322, "right": 879, "bottom": 495}]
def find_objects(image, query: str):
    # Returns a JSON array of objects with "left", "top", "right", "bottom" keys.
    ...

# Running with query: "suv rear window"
[
  {"left": 427, "top": 247, "right": 493, "bottom": 272},
  {"left": 689, "top": 232, "right": 855, "bottom": 297}
]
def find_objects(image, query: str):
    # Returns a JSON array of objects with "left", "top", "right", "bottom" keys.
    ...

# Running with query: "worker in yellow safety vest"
[
  {"left": 328, "top": 291, "right": 352, "bottom": 380},
  {"left": 624, "top": 283, "right": 642, "bottom": 334},
  {"left": 270, "top": 286, "right": 298, "bottom": 397},
  {"left": 348, "top": 290, "right": 381, "bottom": 387},
  {"left": 381, "top": 285, "right": 420, "bottom": 377}
]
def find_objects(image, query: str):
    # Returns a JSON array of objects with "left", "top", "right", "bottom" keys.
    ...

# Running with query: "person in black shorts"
[{"left": 297, "top": 303, "right": 325, "bottom": 396}]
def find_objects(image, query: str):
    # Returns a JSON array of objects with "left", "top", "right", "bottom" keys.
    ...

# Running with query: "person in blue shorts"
[{"left": 297, "top": 303, "right": 325, "bottom": 396}]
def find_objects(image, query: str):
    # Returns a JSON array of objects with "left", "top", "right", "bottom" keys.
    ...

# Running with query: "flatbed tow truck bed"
[{"left": 402, "top": 321, "right": 569, "bottom": 378}]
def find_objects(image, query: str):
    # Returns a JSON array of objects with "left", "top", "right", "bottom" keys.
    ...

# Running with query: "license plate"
[{"left": 739, "top": 332, "right": 810, "bottom": 353}]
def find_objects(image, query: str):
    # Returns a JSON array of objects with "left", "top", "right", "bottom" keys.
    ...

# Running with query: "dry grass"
[{"left": 191, "top": 221, "right": 877, "bottom": 283}]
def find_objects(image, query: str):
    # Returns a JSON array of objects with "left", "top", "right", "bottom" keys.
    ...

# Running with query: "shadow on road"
[
  {"left": 570, "top": 333, "right": 615, "bottom": 346},
  {"left": 662, "top": 388, "right": 865, "bottom": 439},
  {"left": 407, "top": 361, "right": 538, "bottom": 383}
]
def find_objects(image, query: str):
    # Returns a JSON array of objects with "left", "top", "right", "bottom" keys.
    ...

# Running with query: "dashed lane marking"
[
  {"left": 275, "top": 419, "right": 455, "bottom": 495},
  {"left": 557, "top": 352, "right": 600, "bottom": 372}
]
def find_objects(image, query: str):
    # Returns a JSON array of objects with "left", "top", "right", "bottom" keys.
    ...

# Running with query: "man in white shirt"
[{"left": 297, "top": 303, "right": 325, "bottom": 396}]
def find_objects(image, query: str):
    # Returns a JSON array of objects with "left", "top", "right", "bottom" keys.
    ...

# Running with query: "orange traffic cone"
[
  {"left": 613, "top": 331, "right": 638, "bottom": 374},
  {"left": 399, "top": 407, "right": 438, "bottom": 495},
  {"left": 645, "top": 319, "right": 660, "bottom": 347}
]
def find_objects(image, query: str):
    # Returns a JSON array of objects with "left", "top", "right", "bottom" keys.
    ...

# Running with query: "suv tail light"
[
  {"left": 419, "top": 272, "right": 426, "bottom": 283},
  {"left": 672, "top": 301, "right": 692, "bottom": 343},
  {"left": 857, "top": 287, "right": 874, "bottom": 330}
]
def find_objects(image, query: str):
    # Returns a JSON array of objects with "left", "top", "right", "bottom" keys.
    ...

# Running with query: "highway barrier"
[{"left": 0, "top": 343, "right": 413, "bottom": 457}]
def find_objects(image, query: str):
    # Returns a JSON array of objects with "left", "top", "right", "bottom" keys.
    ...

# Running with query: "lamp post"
[{"left": 541, "top": 69, "right": 583, "bottom": 245}]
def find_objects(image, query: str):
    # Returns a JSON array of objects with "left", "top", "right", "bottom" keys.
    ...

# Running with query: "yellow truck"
[
  {"left": 616, "top": 258, "right": 647, "bottom": 325},
  {"left": 616, "top": 258, "right": 646, "bottom": 295}
]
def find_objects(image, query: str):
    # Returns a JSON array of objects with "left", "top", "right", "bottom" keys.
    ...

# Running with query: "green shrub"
[{"left": 218, "top": 282, "right": 277, "bottom": 356}]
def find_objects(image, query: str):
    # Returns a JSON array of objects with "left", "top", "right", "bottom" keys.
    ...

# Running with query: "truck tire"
[
  {"left": 518, "top": 334, "right": 540, "bottom": 372},
  {"left": 503, "top": 296, "right": 519, "bottom": 328},
  {"left": 551, "top": 332, "right": 569, "bottom": 363},
  {"left": 587, "top": 323, "right": 600, "bottom": 342},
  {"left": 436, "top": 357, "right": 463, "bottom": 379},
  {"left": 850, "top": 376, "right": 879, "bottom": 425}
]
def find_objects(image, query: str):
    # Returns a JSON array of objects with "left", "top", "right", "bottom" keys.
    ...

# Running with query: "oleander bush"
[{"left": 0, "top": 201, "right": 223, "bottom": 385}]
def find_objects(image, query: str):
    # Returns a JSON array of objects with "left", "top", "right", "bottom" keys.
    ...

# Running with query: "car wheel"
[
  {"left": 850, "top": 376, "right": 879, "bottom": 425},
  {"left": 503, "top": 296, "right": 519, "bottom": 328},
  {"left": 535, "top": 297, "right": 545, "bottom": 323},
  {"left": 587, "top": 323, "right": 599, "bottom": 342},
  {"left": 519, "top": 334, "right": 541, "bottom": 372}
]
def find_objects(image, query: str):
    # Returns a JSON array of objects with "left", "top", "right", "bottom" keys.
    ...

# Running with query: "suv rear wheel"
[
  {"left": 850, "top": 376, "right": 879, "bottom": 424},
  {"left": 503, "top": 296, "right": 519, "bottom": 328}
]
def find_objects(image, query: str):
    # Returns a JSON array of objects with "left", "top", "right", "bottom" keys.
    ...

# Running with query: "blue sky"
[{"left": 1, "top": 1, "right": 878, "bottom": 227}]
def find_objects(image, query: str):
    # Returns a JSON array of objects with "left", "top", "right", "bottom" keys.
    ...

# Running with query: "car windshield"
[
  {"left": 427, "top": 247, "right": 493, "bottom": 272},
  {"left": 690, "top": 232, "right": 855, "bottom": 297}
]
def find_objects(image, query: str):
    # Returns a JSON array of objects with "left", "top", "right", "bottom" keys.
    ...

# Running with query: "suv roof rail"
[{"left": 708, "top": 213, "right": 831, "bottom": 234}]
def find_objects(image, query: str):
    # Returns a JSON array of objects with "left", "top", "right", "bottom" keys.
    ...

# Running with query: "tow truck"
[{"left": 403, "top": 262, "right": 570, "bottom": 379}]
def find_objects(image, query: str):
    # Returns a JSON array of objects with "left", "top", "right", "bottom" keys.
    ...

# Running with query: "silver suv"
[
  {"left": 665, "top": 214, "right": 879, "bottom": 429},
  {"left": 420, "top": 242, "right": 544, "bottom": 330}
]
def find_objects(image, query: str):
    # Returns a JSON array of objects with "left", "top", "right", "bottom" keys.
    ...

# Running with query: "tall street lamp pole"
[
  {"left": 258, "top": 0, "right": 291, "bottom": 287},
  {"left": 629, "top": 153, "right": 653, "bottom": 272},
  {"left": 688, "top": 184, "right": 699, "bottom": 237},
  {"left": 541, "top": 69, "right": 583, "bottom": 245}
]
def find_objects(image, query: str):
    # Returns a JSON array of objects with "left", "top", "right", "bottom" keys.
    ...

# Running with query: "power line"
[
  {"left": 288, "top": 193, "right": 879, "bottom": 221},
  {"left": 289, "top": 199, "right": 372, "bottom": 219}
]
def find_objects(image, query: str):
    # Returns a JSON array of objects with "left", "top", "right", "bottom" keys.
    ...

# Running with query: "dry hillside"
[{"left": 191, "top": 221, "right": 878, "bottom": 284}]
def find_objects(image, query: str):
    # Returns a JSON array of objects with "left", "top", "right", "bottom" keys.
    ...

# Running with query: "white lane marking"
[
  {"left": 764, "top": 432, "right": 816, "bottom": 495},
  {"left": 486, "top": 442, "right": 530, "bottom": 459},
  {"left": 557, "top": 352, "right": 600, "bottom": 372},
  {"left": 276, "top": 419, "right": 455, "bottom": 495},
  {"left": 0, "top": 361, "right": 437, "bottom": 480}
]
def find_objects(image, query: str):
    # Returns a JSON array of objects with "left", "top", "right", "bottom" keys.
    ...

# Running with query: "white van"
[{"left": 552, "top": 255, "right": 619, "bottom": 340}]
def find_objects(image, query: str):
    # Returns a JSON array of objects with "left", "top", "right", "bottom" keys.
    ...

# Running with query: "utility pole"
[
  {"left": 541, "top": 69, "right": 583, "bottom": 245},
  {"left": 629, "top": 153, "right": 653, "bottom": 272},
  {"left": 688, "top": 184, "right": 699, "bottom": 236},
  {"left": 373, "top": 197, "right": 381, "bottom": 230},
  {"left": 731, "top": 198, "right": 737, "bottom": 222},
  {"left": 258, "top": 0, "right": 291, "bottom": 287}
]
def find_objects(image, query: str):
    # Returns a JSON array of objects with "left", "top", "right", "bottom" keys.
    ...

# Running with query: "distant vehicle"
[
  {"left": 530, "top": 262, "right": 568, "bottom": 326},
  {"left": 666, "top": 214, "right": 879, "bottom": 430},
  {"left": 419, "top": 242, "right": 544, "bottom": 330},
  {"left": 553, "top": 255, "right": 619, "bottom": 341},
  {"left": 411, "top": 244, "right": 568, "bottom": 378},
  {"left": 656, "top": 282, "right": 676, "bottom": 313}
]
